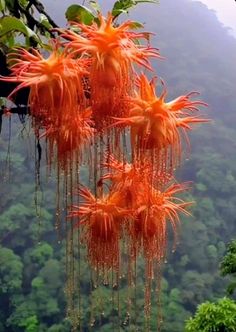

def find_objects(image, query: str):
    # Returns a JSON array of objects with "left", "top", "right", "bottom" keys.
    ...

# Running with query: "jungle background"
[{"left": 0, "top": 0, "right": 236, "bottom": 331}]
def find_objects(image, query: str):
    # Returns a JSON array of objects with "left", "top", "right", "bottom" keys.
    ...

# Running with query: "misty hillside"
[{"left": 1, "top": 1, "right": 236, "bottom": 331}]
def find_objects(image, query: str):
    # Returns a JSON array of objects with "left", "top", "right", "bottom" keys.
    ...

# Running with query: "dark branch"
[
  {"left": 0, "top": 106, "right": 29, "bottom": 133},
  {"left": 17, "top": 3, "right": 58, "bottom": 38},
  {"left": 31, "top": 0, "right": 59, "bottom": 29},
  {"left": 0, "top": 106, "right": 29, "bottom": 115}
]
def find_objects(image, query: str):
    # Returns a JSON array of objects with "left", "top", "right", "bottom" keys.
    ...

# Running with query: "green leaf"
[
  {"left": 65, "top": 4, "right": 95, "bottom": 25},
  {"left": 19, "top": 315, "right": 39, "bottom": 332},
  {"left": 39, "top": 14, "right": 53, "bottom": 30},
  {"left": 112, "top": 0, "right": 158, "bottom": 18},
  {"left": 129, "top": 21, "right": 144, "bottom": 29},
  {"left": 5, "top": 0, "right": 14, "bottom": 11},
  {"left": 227, "top": 282, "right": 236, "bottom": 296},
  {"left": 19, "top": 0, "right": 28, "bottom": 8},
  {"left": 40, "top": 43, "right": 54, "bottom": 52},
  {"left": 0, "top": 97, "right": 7, "bottom": 107},
  {"left": 89, "top": 0, "right": 101, "bottom": 13},
  {"left": 7, "top": 32, "right": 15, "bottom": 47},
  {"left": 0, "top": 0, "right": 6, "bottom": 11},
  {"left": 0, "top": 17, "right": 40, "bottom": 43}
]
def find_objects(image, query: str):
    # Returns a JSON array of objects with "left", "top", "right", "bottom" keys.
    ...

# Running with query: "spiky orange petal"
[
  {"left": 112, "top": 74, "right": 208, "bottom": 171},
  {"left": 60, "top": 13, "right": 160, "bottom": 128},
  {"left": 43, "top": 107, "right": 94, "bottom": 169},
  {"left": 1, "top": 44, "right": 88, "bottom": 123},
  {"left": 69, "top": 186, "right": 132, "bottom": 270},
  {"left": 129, "top": 183, "right": 192, "bottom": 262}
]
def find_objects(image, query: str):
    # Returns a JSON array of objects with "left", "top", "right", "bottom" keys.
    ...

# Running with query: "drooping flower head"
[
  {"left": 129, "top": 182, "right": 191, "bottom": 262},
  {"left": 1, "top": 43, "right": 88, "bottom": 125},
  {"left": 125, "top": 181, "right": 191, "bottom": 316},
  {"left": 69, "top": 186, "right": 132, "bottom": 271},
  {"left": 61, "top": 13, "right": 160, "bottom": 128},
  {"left": 100, "top": 156, "right": 192, "bottom": 314},
  {"left": 101, "top": 155, "right": 172, "bottom": 192},
  {"left": 100, "top": 155, "right": 161, "bottom": 208},
  {"left": 113, "top": 74, "right": 208, "bottom": 171},
  {"left": 102, "top": 154, "right": 151, "bottom": 186},
  {"left": 102, "top": 157, "right": 191, "bottom": 262},
  {"left": 44, "top": 107, "right": 94, "bottom": 170}
]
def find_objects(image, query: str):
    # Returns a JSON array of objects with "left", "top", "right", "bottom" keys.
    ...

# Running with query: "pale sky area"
[
  {"left": 43, "top": 0, "right": 236, "bottom": 37},
  {"left": 194, "top": 0, "right": 236, "bottom": 36}
]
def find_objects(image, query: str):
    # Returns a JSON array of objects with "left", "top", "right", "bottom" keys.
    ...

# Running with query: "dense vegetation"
[
  {"left": 1, "top": 0, "right": 236, "bottom": 331},
  {"left": 185, "top": 240, "right": 236, "bottom": 331}
]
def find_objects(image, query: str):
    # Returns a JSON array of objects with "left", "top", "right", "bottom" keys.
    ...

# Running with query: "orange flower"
[
  {"left": 99, "top": 158, "right": 191, "bottom": 283},
  {"left": 112, "top": 74, "right": 208, "bottom": 169},
  {"left": 100, "top": 156, "right": 191, "bottom": 314},
  {"left": 96, "top": 158, "right": 191, "bottom": 267},
  {"left": 102, "top": 155, "right": 150, "bottom": 186},
  {"left": 1, "top": 44, "right": 88, "bottom": 123},
  {"left": 100, "top": 155, "right": 161, "bottom": 208},
  {"left": 43, "top": 107, "right": 94, "bottom": 169},
  {"left": 129, "top": 182, "right": 192, "bottom": 262},
  {"left": 69, "top": 186, "right": 132, "bottom": 270},
  {"left": 61, "top": 13, "right": 160, "bottom": 127}
]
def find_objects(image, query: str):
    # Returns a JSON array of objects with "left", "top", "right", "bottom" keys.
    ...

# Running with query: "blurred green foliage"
[
  {"left": 185, "top": 297, "right": 236, "bottom": 332},
  {"left": 184, "top": 243, "right": 236, "bottom": 331},
  {"left": 220, "top": 240, "right": 236, "bottom": 296}
]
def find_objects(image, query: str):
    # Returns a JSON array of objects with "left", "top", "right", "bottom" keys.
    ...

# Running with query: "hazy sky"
[
  {"left": 42, "top": 0, "right": 236, "bottom": 37},
  {"left": 195, "top": 0, "right": 236, "bottom": 36}
]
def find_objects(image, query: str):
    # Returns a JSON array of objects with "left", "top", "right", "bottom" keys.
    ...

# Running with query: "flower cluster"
[{"left": 1, "top": 12, "right": 208, "bottom": 321}]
